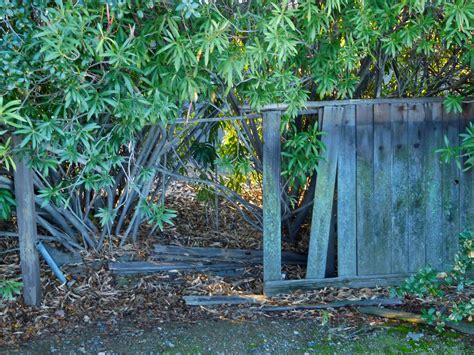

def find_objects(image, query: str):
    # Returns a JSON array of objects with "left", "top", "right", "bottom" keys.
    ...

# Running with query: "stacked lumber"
[{"left": 108, "top": 244, "right": 307, "bottom": 276}]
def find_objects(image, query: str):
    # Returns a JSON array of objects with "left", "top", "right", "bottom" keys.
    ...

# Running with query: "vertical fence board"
[
  {"left": 407, "top": 103, "right": 426, "bottom": 272},
  {"left": 390, "top": 104, "right": 409, "bottom": 273},
  {"left": 13, "top": 143, "right": 42, "bottom": 306},
  {"left": 373, "top": 103, "right": 392, "bottom": 274},
  {"left": 442, "top": 108, "right": 461, "bottom": 269},
  {"left": 424, "top": 102, "right": 444, "bottom": 270},
  {"left": 337, "top": 105, "right": 357, "bottom": 277},
  {"left": 460, "top": 103, "right": 474, "bottom": 232},
  {"left": 356, "top": 104, "right": 375, "bottom": 275},
  {"left": 263, "top": 111, "right": 282, "bottom": 282},
  {"left": 306, "top": 106, "right": 343, "bottom": 279}
]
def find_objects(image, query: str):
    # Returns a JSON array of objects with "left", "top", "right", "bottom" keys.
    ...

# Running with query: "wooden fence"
[{"left": 261, "top": 98, "right": 474, "bottom": 295}]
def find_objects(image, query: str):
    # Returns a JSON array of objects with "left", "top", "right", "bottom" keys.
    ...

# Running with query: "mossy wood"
[{"left": 262, "top": 98, "right": 473, "bottom": 294}]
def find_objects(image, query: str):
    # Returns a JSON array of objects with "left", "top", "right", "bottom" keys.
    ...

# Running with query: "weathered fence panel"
[
  {"left": 337, "top": 104, "right": 357, "bottom": 277},
  {"left": 261, "top": 98, "right": 473, "bottom": 295}
]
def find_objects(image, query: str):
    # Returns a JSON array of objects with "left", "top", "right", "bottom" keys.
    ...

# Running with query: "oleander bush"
[{"left": 0, "top": 0, "right": 472, "bottom": 249}]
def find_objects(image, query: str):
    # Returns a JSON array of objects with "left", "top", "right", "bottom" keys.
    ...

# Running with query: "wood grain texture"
[
  {"left": 264, "top": 274, "right": 412, "bottom": 296},
  {"left": 183, "top": 295, "right": 265, "bottom": 306},
  {"left": 152, "top": 245, "right": 306, "bottom": 264},
  {"left": 13, "top": 141, "right": 42, "bottom": 306},
  {"left": 337, "top": 105, "right": 357, "bottom": 277},
  {"left": 262, "top": 111, "right": 282, "bottom": 282},
  {"left": 257, "top": 298, "right": 403, "bottom": 312},
  {"left": 424, "top": 102, "right": 444, "bottom": 270},
  {"left": 373, "top": 103, "right": 392, "bottom": 274},
  {"left": 390, "top": 103, "right": 410, "bottom": 273},
  {"left": 356, "top": 104, "right": 375, "bottom": 275},
  {"left": 407, "top": 103, "right": 426, "bottom": 272},
  {"left": 306, "top": 106, "right": 343, "bottom": 279},
  {"left": 441, "top": 107, "right": 461, "bottom": 269}
]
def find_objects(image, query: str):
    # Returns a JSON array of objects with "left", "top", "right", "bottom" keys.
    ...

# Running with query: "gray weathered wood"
[
  {"left": 152, "top": 245, "right": 306, "bottom": 265},
  {"left": 306, "top": 106, "right": 343, "bottom": 279},
  {"left": 264, "top": 274, "right": 412, "bottom": 296},
  {"left": 109, "top": 261, "right": 246, "bottom": 275},
  {"left": 407, "top": 103, "right": 426, "bottom": 272},
  {"left": 241, "top": 97, "right": 451, "bottom": 113},
  {"left": 257, "top": 298, "right": 403, "bottom": 312},
  {"left": 460, "top": 103, "right": 474, "bottom": 231},
  {"left": 337, "top": 105, "right": 357, "bottom": 277},
  {"left": 13, "top": 144, "right": 42, "bottom": 306},
  {"left": 441, "top": 107, "right": 461, "bottom": 269},
  {"left": 390, "top": 103, "right": 410, "bottom": 273},
  {"left": 183, "top": 295, "right": 265, "bottom": 306},
  {"left": 424, "top": 102, "right": 444, "bottom": 270},
  {"left": 356, "top": 104, "right": 375, "bottom": 275},
  {"left": 262, "top": 110, "right": 282, "bottom": 282},
  {"left": 373, "top": 103, "right": 392, "bottom": 274},
  {"left": 358, "top": 307, "right": 474, "bottom": 335}
]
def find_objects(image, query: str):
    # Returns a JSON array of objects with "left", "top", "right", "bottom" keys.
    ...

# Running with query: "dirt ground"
[{"left": 3, "top": 318, "right": 473, "bottom": 354}]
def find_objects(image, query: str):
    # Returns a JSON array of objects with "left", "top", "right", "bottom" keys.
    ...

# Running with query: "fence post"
[
  {"left": 13, "top": 137, "right": 42, "bottom": 306},
  {"left": 262, "top": 110, "right": 282, "bottom": 283}
]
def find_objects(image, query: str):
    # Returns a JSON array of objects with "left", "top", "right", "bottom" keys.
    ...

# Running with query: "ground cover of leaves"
[{"left": 0, "top": 183, "right": 471, "bottom": 347}]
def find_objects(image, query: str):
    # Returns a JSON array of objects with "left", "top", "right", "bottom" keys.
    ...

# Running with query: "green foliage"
[
  {"left": 0, "top": 279, "right": 22, "bottom": 301},
  {"left": 444, "top": 96, "right": 464, "bottom": 114},
  {"left": 393, "top": 231, "right": 473, "bottom": 331},
  {"left": 141, "top": 203, "right": 177, "bottom": 231},
  {"left": 437, "top": 123, "right": 474, "bottom": 171},
  {"left": 282, "top": 121, "right": 325, "bottom": 188},
  {"left": 0, "top": 0, "right": 472, "bottom": 245},
  {"left": 0, "top": 188, "right": 15, "bottom": 220}
]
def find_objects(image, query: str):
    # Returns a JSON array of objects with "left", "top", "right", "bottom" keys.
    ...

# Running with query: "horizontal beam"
[
  {"left": 264, "top": 274, "right": 412, "bottom": 296},
  {"left": 183, "top": 295, "right": 266, "bottom": 306},
  {"left": 241, "top": 97, "right": 474, "bottom": 113}
]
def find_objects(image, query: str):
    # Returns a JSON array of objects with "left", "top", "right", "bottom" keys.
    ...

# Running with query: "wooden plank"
[
  {"left": 262, "top": 110, "right": 282, "bottom": 282},
  {"left": 441, "top": 106, "right": 461, "bottom": 269},
  {"left": 13, "top": 143, "right": 42, "bottom": 306},
  {"left": 356, "top": 104, "right": 375, "bottom": 275},
  {"left": 390, "top": 103, "right": 409, "bottom": 273},
  {"left": 306, "top": 106, "right": 343, "bottom": 279},
  {"left": 460, "top": 103, "right": 474, "bottom": 231},
  {"left": 109, "top": 261, "right": 246, "bottom": 275},
  {"left": 257, "top": 298, "right": 403, "bottom": 312},
  {"left": 183, "top": 295, "right": 265, "bottom": 306},
  {"left": 358, "top": 307, "right": 474, "bottom": 335},
  {"left": 154, "top": 244, "right": 264, "bottom": 257},
  {"left": 424, "top": 102, "right": 444, "bottom": 270},
  {"left": 153, "top": 245, "right": 306, "bottom": 264},
  {"left": 373, "top": 103, "right": 392, "bottom": 274},
  {"left": 241, "top": 97, "right": 451, "bottom": 113},
  {"left": 264, "top": 274, "right": 412, "bottom": 296},
  {"left": 337, "top": 105, "right": 357, "bottom": 277},
  {"left": 407, "top": 103, "right": 426, "bottom": 272}
]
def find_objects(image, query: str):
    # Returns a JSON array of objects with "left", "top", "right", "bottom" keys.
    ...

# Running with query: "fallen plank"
[
  {"left": 359, "top": 306, "right": 474, "bottom": 335},
  {"left": 264, "top": 274, "right": 412, "bottom": 296},
  {"left": 183, "top": 295, "right": 266, "bottom": 306},
  {"left": 257, "top": 298, "right": 403, "bottom": 312},
  {"left": 109, "top": 261, "right": 246, "bottom": 276},
  {"left": 152, "top": 245, "right": 307, "bottom": 265}
]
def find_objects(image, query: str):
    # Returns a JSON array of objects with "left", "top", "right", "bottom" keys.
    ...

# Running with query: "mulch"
[{"left": 0, "top": 183, "right": 471, "bottom": 347}]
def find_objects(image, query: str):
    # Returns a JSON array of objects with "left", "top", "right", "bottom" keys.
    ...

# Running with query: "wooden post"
[
  {"left": 262, "top": 110, "right": 282, "bottom": 283},
  {"left": 13, "top": 138, "right": 42, "bottom": 306}
]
